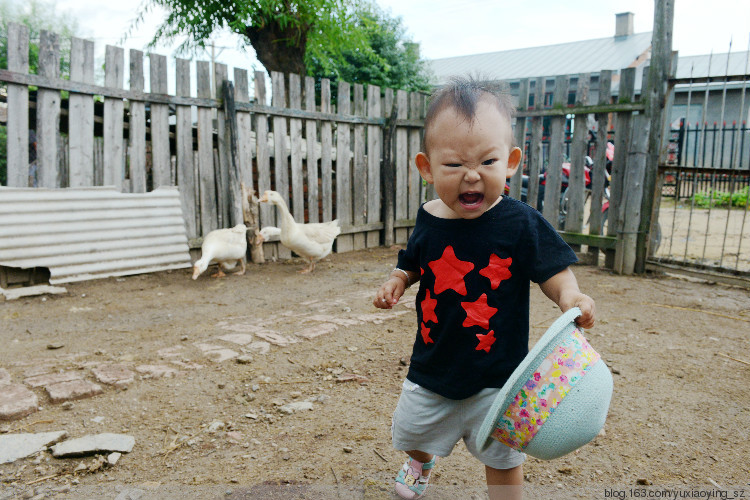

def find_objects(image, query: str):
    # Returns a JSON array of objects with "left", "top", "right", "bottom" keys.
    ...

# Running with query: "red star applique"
[
  {"left": 428, "top": 246, "right": 474, "bottom": 296},
  {"left": 476, "top": 330, "right": 497, "bottom": 353},
  {"left": 421, "top": 289, "right": 438, "bottom": 324},
  {"left": 479, "top": 254, "right": 513, "bottom": 289},
  {"left": 461, "top": 293, "right": 498, "bottom": 329},
  {"left": 420, "top": 322, "right": 434, "bottom": 344}
]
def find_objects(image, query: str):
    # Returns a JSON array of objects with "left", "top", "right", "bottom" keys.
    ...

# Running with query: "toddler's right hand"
[{"left": 373, "top": 278, "right": 406, "bottom": 309}]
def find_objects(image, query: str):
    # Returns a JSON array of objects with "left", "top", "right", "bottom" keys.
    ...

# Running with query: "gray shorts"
[{"left": 391, "top": 379, "right": 526, "bottom": 470}]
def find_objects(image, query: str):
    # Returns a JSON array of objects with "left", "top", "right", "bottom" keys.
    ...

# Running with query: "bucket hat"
[{"left": 476, "top": 307, "right": 612, "bottom": 460}]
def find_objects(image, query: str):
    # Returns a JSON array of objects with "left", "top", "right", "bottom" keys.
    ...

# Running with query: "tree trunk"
[{"left": 243, "top": 22, "right": 308, "bottom": 77}]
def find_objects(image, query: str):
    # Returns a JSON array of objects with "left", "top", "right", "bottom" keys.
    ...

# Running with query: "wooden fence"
[
  {"left": 0, "top": 23, "right": 427, "bottom": 260},
  {"left": 1, "top": 22, "right": 671, "bottom": 276}
]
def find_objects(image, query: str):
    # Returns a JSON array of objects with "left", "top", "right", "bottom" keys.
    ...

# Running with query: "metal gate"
[{"left": 649, "top": 54, "right": 750, "bottom": 285}]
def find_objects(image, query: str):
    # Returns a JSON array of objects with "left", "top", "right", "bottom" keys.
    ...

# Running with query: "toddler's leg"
[
  {"left": 394, "top": 450, "right": 437, "bottom": 500},
  {"left": 486, "top": 464, "right": 523, "bottom": 500}
]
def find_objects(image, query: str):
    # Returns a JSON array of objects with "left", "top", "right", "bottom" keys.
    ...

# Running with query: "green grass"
[{"left": 691, "top": 186, "right": 749, "bottom": 208}]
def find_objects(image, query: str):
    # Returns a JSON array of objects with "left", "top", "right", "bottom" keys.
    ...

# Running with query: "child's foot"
[{"left": 394, "top": 455, "right": 437, "bottom": 499}]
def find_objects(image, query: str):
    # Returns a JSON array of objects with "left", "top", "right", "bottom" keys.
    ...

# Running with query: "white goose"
[
  {"left": 192, "top": 224, "right": 248, "bottom": 280},
  {"left": 258, "top": 190, "right": 341, "bottom": 273}
]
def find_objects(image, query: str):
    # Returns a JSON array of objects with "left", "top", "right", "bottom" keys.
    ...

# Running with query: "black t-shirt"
[{"left": 397, "top": 197, "right": 578, "bottom": 399}]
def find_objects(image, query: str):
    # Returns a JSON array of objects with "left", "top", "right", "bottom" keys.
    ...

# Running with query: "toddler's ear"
[
  {"left": 506, "top": 147, "right": 523, "bottom": 178},
  {"left": 415, "top": 152, "right": 434, "bottom": 184}
]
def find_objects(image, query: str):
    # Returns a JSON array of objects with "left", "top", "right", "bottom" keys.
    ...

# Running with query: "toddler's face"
[{"left": 416, "top": 100, "right": 521, "bottom": 219}]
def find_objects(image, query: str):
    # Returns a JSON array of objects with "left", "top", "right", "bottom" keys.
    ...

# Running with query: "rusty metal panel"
[{"left": 0, "top": 186, "right": 192, "bottom": 284}]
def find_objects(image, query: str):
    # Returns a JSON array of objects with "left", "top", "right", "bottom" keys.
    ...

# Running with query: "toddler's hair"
[{"left": 422, "top": 75, "right": 515, "bottom": 151}]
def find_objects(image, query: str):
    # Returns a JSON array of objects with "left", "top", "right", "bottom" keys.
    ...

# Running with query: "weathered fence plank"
[
  {"left": 176, "top": 58, "right": 197, "bottom": 239},
  {"left": 352, "top": 84, "right": 367, "bottom": 250},
  {"left": 564, "top": 73, "right": 590, "bottom": 236},
  {"left": 197, "top": 61, "right": 217, "bottom": 235},
  {"left": 37, "top": 31, "right": 61, "bottom": 188},
  {"left": 103, "top": 45, "right": 124, "bottom": 190},
  {"left": 254, "top": 71, "right": 273, "bottom": 228},
  {"left": 408, "top": 92, "right": 423, "bottom": 214},
  {"left": 234, "top": 69, "right": 254, "bottom": 199},
  {"left": 271, "top": 72, "right": 292, "bottom": 259},
  {"left": 320, "top": 79, "right": 334, "bottom": 223},
  {"left": 149, "top": 54, "right": 171, "bottom": 188},
  {"left": 543, "top": 75, "right": 569, "bottom": 227},
  {"left": 510, "top": 79, "right": 530, "bottom": 200},
  {"left": 7, "top": 23, "right": 30, "bottom": 187},
  {"left": 367, "top": 84, "right": 382, "bottom": 248},
  {"left": 588, "top": 69, "right": 612, "bottom": 258},
  {"left": 289, "top": 73, "right": 305, "bottom": 222},
  {"left": 304, "top": 76, "right": 319, "bottom": 223},
  {"left": 395, "top": 89, "right": 409, "bottom": 244},
  {"left": 336, "top": 81, "right": 354, "bottom": 252},
  {"left": 616, "top": 114, "right": 649, "bottom": 274},
  {"left": 214, "top": 63, "right": 231, "bottom": 226},
  {"left": 527, "top": 77, "right": 545, "bottom": 210},
  {"left": 608, "top": 67, "right": 637, "bottom": 268},
  {"left": 128, "top": 49, "right": 147, "bottom": 193},
  {"left": 68, "top": 37, "right": 95, "bottom": 188}
]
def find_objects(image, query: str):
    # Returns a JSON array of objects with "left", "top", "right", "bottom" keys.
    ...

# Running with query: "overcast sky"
[{"left": 45, "top": 0, "right": 750, "bottom": 82}]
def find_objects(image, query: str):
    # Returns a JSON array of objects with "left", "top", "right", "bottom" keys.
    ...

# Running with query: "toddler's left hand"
[{"left": 563, "top": 293, "right": 595, "bottom": 329}]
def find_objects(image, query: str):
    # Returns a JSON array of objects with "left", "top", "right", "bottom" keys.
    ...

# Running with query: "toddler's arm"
[
  {"left": 539, "top": 267, "right": 596, "bottom": 329},
  {"left": 373, "top": 268, "right": 419, "bottom": 309}
]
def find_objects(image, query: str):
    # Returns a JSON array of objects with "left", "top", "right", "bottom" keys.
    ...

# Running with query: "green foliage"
[
  {"left": 691, "top": 186, "right": 749, "bottom": 208},
  {"left": 134, "top": 0, "right": 362, "bottom": 75},
  {"left": 0, "top": 0, "right": 79, "bottom": 73},
  {"left": 305, "top": 2, "right": 432, "bottom": 93}
]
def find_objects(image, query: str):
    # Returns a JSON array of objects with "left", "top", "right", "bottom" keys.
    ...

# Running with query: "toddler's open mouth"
[{"left": 459, "top": 192, "right": 484, "bottom": 207}]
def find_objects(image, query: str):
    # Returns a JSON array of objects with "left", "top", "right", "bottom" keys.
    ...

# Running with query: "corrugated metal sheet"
[
  {"left": 0, "top": 186, "right": 192, "bottom": 284},
  {"left": 428, "top": 32, "right": 653, "bottom": 85}
]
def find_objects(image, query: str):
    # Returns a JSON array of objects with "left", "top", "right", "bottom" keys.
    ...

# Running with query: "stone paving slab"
[
  {"left": 0, "top": 383, "right": 39, "bottom": 420},
  {"left": 0, "top": 431, "right": 67, "bottom": 464},
  {"left": 135, "top": 365, "right": 178, "bottom": 379},
  {"left": 46, "top": 380, "right": 103, "bottom": 403},
  {"left": 91, "top": 364, "right": 135, "bottom": 387},
  {"left": 25, "top": 371, "right": 84, "bottom": 388}
]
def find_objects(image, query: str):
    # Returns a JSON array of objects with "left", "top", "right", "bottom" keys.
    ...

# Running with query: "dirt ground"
[{"left": 1, "top": 246, "right": 749, "bottom": 499}]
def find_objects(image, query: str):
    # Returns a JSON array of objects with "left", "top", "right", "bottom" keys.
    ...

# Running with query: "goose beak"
[
  {"left": 258, "top": 192, "right": 269, "bottom": 203},
  {"left": 191, "top": 265, "right": 200, "bottom": 280}
]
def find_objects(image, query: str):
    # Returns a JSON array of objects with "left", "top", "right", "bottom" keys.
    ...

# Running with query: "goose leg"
[
  {"left": 211, "top": 266, "right": 227, "bottom": 278},
  {"left": 299, "top": 259, "right": 315, "bottom": 274},
  {"left": 237, "top": 258, "right": 246, "bottom": 276}
]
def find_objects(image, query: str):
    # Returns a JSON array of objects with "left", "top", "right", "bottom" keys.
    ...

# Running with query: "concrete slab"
[
  {"left": 0, "top": 383, "right": 39, "bottom": 420},
  {"left": 0, "top": 284, "right": 68, "bottom": 301},
  {"left": 51, "top": 433, "right": 135, "bottom": 457},
  {"left": 0, "top": 431, "right": 67, "bottom": 464}
]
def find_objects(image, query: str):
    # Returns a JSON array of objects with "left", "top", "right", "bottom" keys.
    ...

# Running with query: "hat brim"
[{"left": 476, "top": 307, "right": 583, "bottom": 453}]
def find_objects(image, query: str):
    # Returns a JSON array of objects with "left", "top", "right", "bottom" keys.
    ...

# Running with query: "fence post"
[
  {"left": 635, "top": 0, "right": 674, "bottom": 272},
  {"left": 222, "top": 80, "right": 244, "bottom": 228},
  {"left": 616, "top": 114, "right": 650, "bottom": 274}
]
